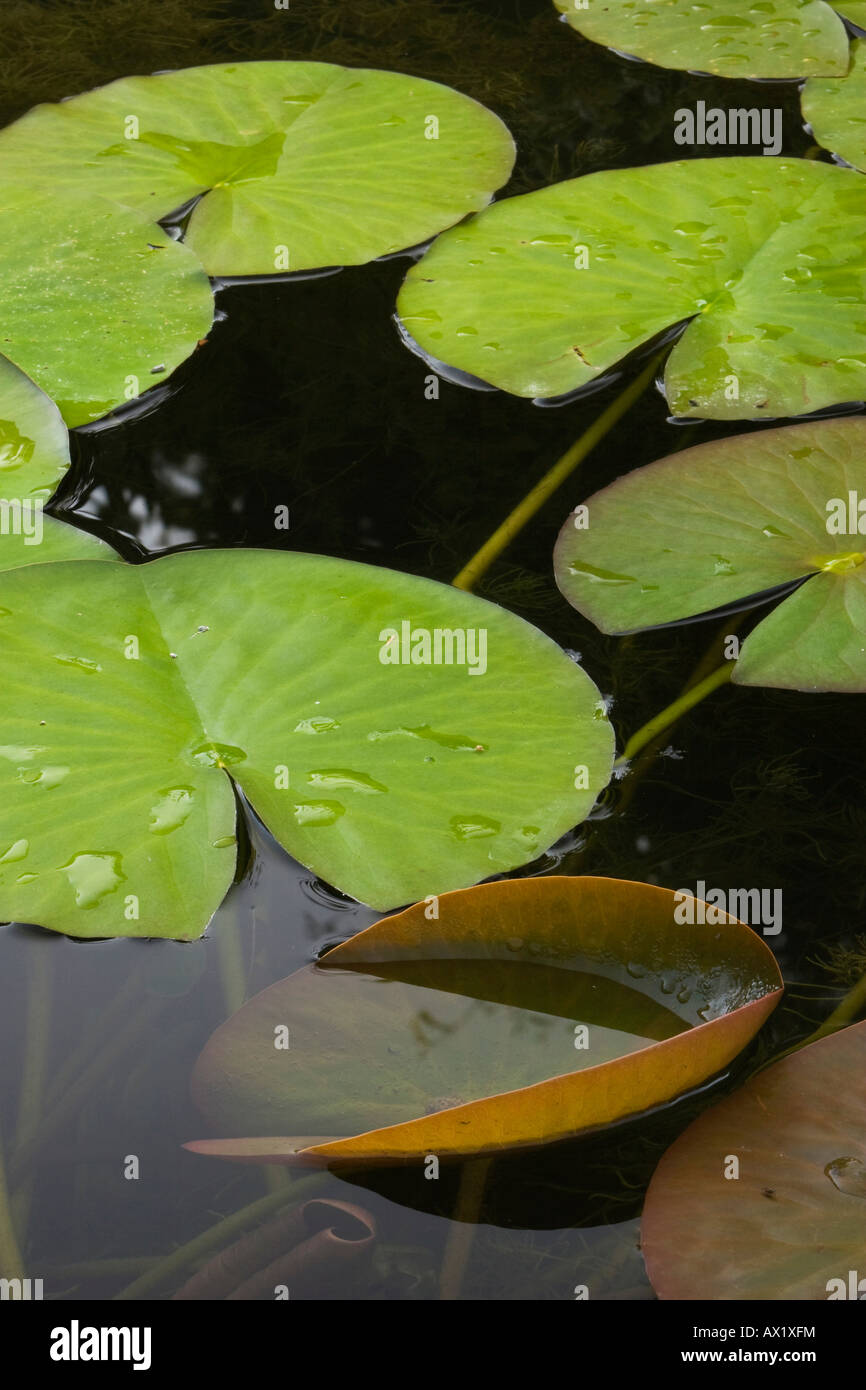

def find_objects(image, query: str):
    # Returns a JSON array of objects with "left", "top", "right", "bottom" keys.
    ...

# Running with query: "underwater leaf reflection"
[
  {"left": 396, "top": 158, "right": 866, "bottom": 419},
  {"left": 554, "top": 418, "right": 866, "bottom": 693},
  {"left": 642, "top": 1021, "right": 866, "bottom": 1300},
  {"left": 554, "top": 0, "right": 851, "bottom": 80},
  {"left": 0, "top": 551, "right": 613, "bottom": 938},
  {"left": 186, "top": 876, "right": 782, "bottom": 1165},
  {"left": 0, "top": 62, "right": 515, "bottom": 277}
]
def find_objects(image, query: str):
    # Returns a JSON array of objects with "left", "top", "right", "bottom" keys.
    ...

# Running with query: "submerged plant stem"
[
  {"left": 789, "top": 973, "right": 866, "bottom": 1057},
  {"left": 0, "top": 1127, "right": 25, "bottom": 1279},
  {"left": 616, "top": 664, "right": 733, "bottom": 768},
  {"left": 10, "top": 995, "right": 166, "bottom": 1185},
  {"left": 439, "top": 1155, "right": 492, "bottom": 1300},
  {"left": 451, "top": 350, "right": 666, "bottom": 592},
  {"left": 113, "top": 1171, "right": 332, "bottom": 1301}
]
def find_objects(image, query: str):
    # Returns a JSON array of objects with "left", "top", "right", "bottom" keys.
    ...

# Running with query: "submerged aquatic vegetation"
[
  {"left": 0, "top": 548, "right": 614, "bottom": 937},
  {"left": 554, "top": 418, "right": 866, "bottom": 692},
  {"left": 397, "top": 157, "right": 866, "bottom": 419},
  {"left": 641, "top": 1020, "right": 866, "bottom": 1299},
  {"left": 186, "top": 876, "right": 782, "bottom": 1165}
]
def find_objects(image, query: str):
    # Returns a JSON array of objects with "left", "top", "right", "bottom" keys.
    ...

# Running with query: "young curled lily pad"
[
  {"left": 803, "top": 38, "right": 866, "bottom": 172},
  {"left": 0, "top": 62, "right": 515, "bottom": 277},
  {"left": 554, "top": 418, "right": 866, "bottom": 693},
  {"left": 186, "top": 876, "right": 782, "bottom": 1166},
  {"left": 0, "top": 185, "right": 213, "bottom": 426},
  {"left": 641, "top": 1021, "right": 866, "bottom": 1300},
  {"left": 397, "top": 158, "right": 866, "bottom": 420},
  {"left": 554, "top": 0, "right": 851, "bottom": 79},
  {"left": 0, "top": 550, "right": 613, "bottom": 938}
]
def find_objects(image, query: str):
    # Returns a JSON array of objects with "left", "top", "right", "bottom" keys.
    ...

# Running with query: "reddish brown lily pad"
[{"left": 642, "top": 1021, "right": 866, "bottom": 1300}]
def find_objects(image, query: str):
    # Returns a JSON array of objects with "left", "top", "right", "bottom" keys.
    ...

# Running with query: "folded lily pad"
[
  {"left": 803, "top": 38, "right": 866, "bottom": 171},
  {"left": 0, "top": 185, "right": 213, "bottom": 426},
  {"left": 0, "top": 62, "right": 515, "bottom": 277},
  {"left": 397, "top": 158, "right": 866, "bottom": 419},
  {"left": 641, "top": 1021, "right": 866, "bottom": 1300},
  {"left": 554, "top": 0, "right": 851, "bottom": 79},
  {"left": 186, "top": 876, "right": 783, "bottom": 1165},
  {"left": 554, "top": 418, "right": 866, "bottom": 693},
  {"left": 0, "top": 550, "right": 613, "bottom": 938}
]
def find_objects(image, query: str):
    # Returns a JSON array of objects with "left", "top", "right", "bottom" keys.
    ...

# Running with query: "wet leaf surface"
[
  {"left": 554, "top": 0, "right": 850, "bottom": 79},
  {"left": 0, "top": 187, "right": 213, "bottom": 427},
  {"left": 554, "top": 418, "right": 866, "bottom": 692},
  {"left": 641, "top": 1020, "right": 866, "bottom": 1300},
  {"left": 0, "top": 551, "right": 613, "bottom": 937},
  {"left": 803, "top": 37, "right": 866, "bottom": 171},
  {"left": 397, "top": 158, "right": 866, "bottom": 419},
  {"left": 0, "top": 62, "right": 515, "bottom": 276}
]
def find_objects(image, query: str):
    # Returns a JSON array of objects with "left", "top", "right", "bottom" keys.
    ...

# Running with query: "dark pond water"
[{"left": 1, "top": 0, "right": 864, "bottom": 1301}]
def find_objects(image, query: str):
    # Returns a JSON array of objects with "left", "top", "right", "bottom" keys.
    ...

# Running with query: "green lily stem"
[
  {"left": 814, "top": 971, "right": 866, "bottom": 1036},
  {"left": 451, "top": 349, "right": 666, "bottom": 592},
  {"left": 615, "top": 663, "right": 733, "bottom": 768},
  {"left": 114, "top": 1170, "right": 333, "bottom": 1301},
  {"left": 0, "top": 1127, "right": 25, "bottom": 1279},
  {"left": 614, "top": 618, "right": 743, "bottom": 817},
  {"left": 439, "top": 1155, "right": 492, "bottom": 1300},
  {"left": 784, "top": 973, "right": 866, "bottom": 1061},
  {"left": 754, "top": 971, "right": 866, "bottom": 1078}
]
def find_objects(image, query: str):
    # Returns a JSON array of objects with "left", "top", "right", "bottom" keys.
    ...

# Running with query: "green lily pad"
[
  {"left": 838, "top": 1, "right": 866, "bottom": 24},
  {"left": 642, "top": 1021, "right": 866, "bottom": 1300},
  {"left": 554, "top": 0, "right": 850, "bottom": 79},
  {"left": 554, "top": 418, "right": 866, "bottom": 693},
  {"left": 0, "top": 358, "right": 69, "bottom": 505},
  {"left": 186, "top": 876, "right": 782, "bottom": 1165},
  {"left": 0, "top": 519, "right": 120, "bottom": 574},
  {"left": 0, "top": 62, "right": 515, "bottom": 277},
  {"left": 0, "top": 550, "right": 613, "bottom": 939},
  {"left": 0, "top": 185, "right": 213, "bottom": 426},
  {"left": 397, "top": 158, "right": 866, "bottom": 420},
  {"left": 803, "top": 38, "right": 866, "bottom": 171},
  {"left": 0, "top": 358, "right": 121, "bottom": 572}
]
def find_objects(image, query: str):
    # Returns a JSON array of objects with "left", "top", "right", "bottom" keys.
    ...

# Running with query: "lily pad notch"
[
  {"left": 0, "top": 549, "right": 614, "bottom": 939},
  {"left": 554, "top": 417, "right": 866, "bottom": 692},
  {"left": 0, "top": 62, "right": 516, "bottom": 424}
]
